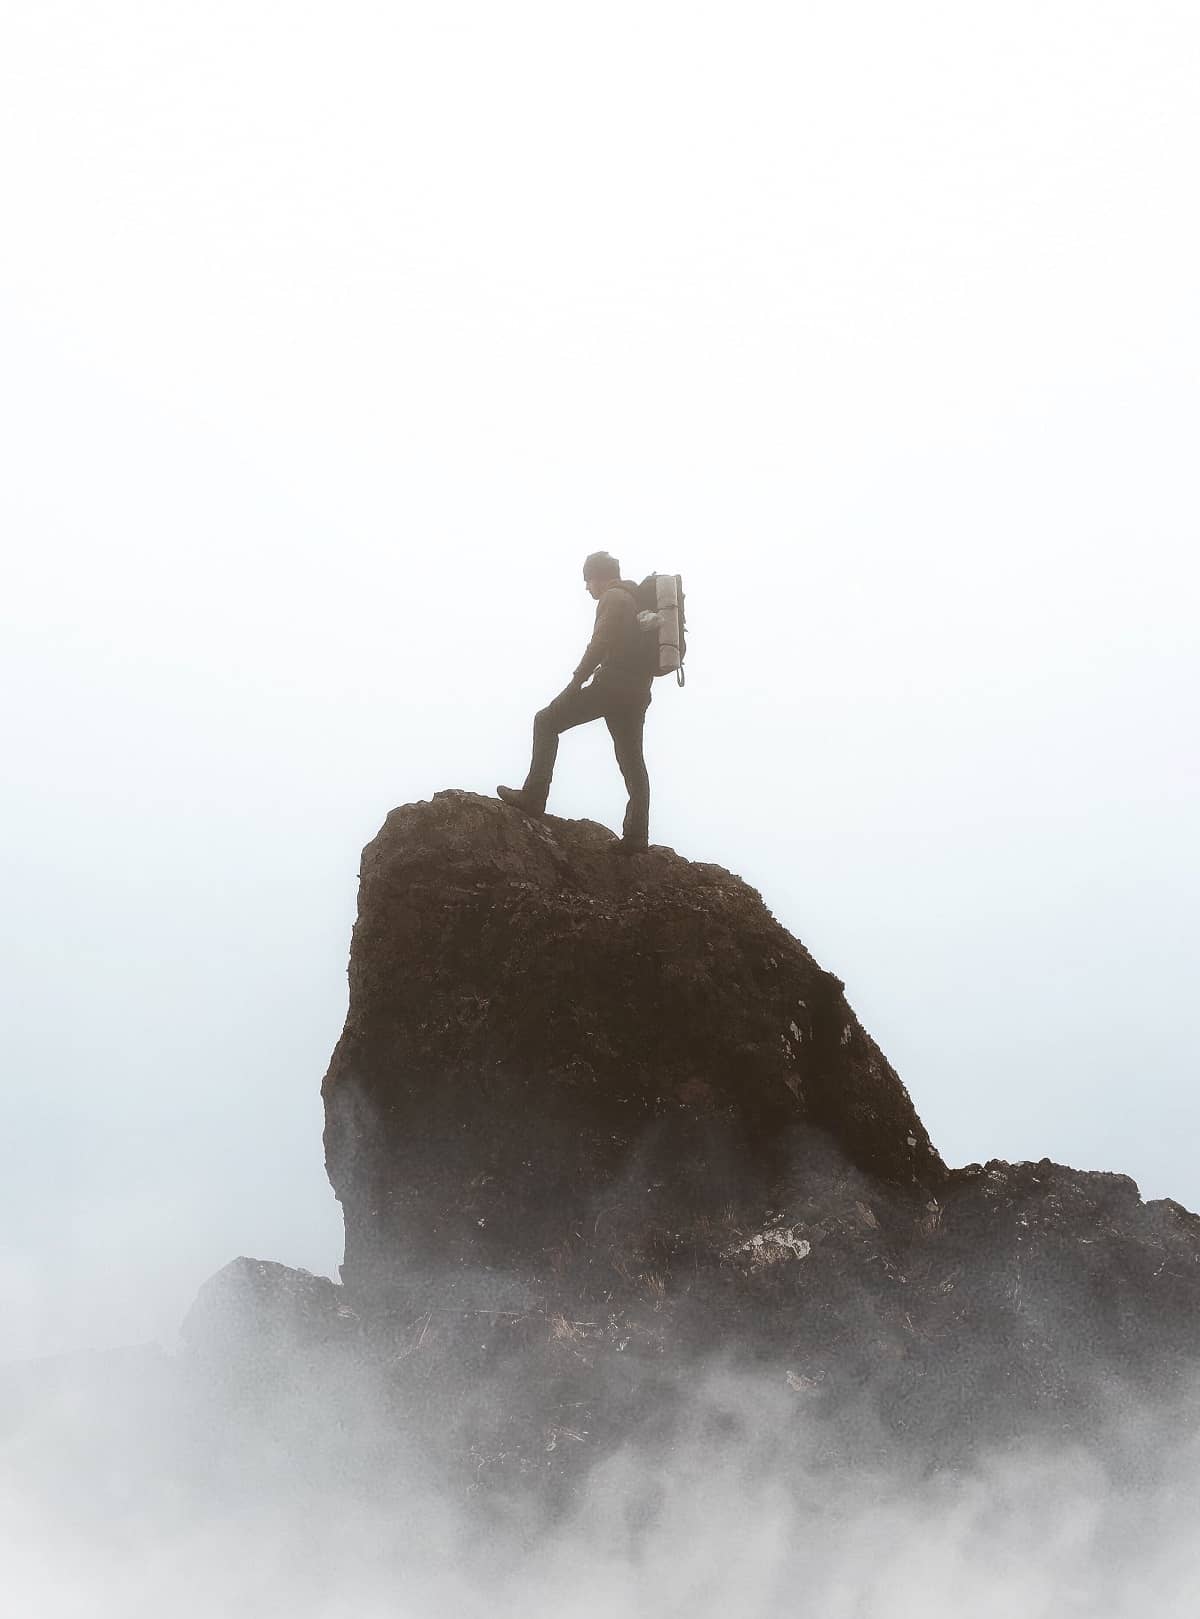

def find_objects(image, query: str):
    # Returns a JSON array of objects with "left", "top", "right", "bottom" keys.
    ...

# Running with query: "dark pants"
[{"left": 523, "top": 678, "right": 652, "bottom": 844}]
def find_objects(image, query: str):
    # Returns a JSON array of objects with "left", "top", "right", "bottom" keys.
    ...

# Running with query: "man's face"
[{"left": 584, "top": 572, "right": 607, "bottom": 601}]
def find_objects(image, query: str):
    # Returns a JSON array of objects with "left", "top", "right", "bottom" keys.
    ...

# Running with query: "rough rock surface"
[
  {"left": 309, "top": 792, "right": 1200, "bottom": 1487},
  {"left": 323, "top": 790, "right": 942, "bottom": 1291}
]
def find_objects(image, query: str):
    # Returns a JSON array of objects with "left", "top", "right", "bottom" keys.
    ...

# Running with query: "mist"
[
  {"left": 3, "top": 0, "right": 1197, "bottom": 1363},
  {"left": 2, "top": 2, "right": 1199, "bottom": 1609},
  {"left": 5, "top": 1338, "right": 1200, "bottom": 1618}
]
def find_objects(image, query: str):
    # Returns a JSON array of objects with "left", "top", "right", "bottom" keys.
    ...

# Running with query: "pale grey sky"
[{"left": 2, "top": 2, "right": 1197, "bottom": 1359}]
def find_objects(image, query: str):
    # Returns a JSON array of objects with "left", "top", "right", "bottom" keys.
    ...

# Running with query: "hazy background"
[{"left": 2, "top": 1, "right": 1197, "bottom": 1361}]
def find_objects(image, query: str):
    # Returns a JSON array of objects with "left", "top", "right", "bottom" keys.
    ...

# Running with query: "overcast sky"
[{"left": 2, "top": 1, "right": 1197, "bottom": 1361}]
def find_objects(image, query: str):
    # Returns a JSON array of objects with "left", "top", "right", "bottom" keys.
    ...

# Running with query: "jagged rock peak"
[{"left": 322, "top": 791, "right": 943, "bottom": 1294}]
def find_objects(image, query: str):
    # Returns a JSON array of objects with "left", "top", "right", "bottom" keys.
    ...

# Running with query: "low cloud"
[{"left": 4, "top": 1328, "right": 1199, "bottom": 1618}]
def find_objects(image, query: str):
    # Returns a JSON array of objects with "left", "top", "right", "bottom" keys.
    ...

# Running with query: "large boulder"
[{"left": 322, "top": 790, "right": 943, "bottom": 1295}]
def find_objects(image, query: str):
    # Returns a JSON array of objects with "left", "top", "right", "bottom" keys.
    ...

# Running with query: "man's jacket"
[{"left": 573, "top": 581, "right": 649, "bottom": 688}]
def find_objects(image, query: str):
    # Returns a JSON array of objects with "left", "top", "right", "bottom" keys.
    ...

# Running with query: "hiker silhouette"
[{"left": 497, "top": 551, "right": 653, "bottom": 854}]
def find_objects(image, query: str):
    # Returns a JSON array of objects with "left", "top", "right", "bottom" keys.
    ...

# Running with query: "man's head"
[{"left": 582, "top": 550, "right": 620, "bottom": 600}]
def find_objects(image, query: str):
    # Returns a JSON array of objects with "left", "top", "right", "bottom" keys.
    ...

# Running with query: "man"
[{"left": 497, "top": 551, "right": 653, "bottom": 853}]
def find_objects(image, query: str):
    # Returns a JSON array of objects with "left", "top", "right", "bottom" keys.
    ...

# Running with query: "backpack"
[{"left": 634, "top": 573, "right": 687, "bottom": 685}]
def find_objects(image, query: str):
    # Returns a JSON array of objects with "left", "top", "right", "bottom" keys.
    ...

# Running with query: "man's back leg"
[{"left": 604, "top": 697, "right": 651, "bottom": 851}]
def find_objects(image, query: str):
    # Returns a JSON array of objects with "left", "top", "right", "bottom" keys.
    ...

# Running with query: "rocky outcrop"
[
  {"left": 322, "top": 790, "right": 943, "bottom": 1295},
  {"left": 14, "top": 790, "right": 1200, "bottom": 1592},
  {"left": 307, "top": 792, "right": 1200, "bottom": 1480}
]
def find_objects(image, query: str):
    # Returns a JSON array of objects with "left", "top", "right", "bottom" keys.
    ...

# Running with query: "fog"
[
  {"left": 5, "top": 1341, "right": 1200, "bottom": 1618},
  {"left": 1, "top": 0, "right": 1197, "bottom": 1461}
]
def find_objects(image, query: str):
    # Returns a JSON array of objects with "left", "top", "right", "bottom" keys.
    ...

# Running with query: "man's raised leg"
[{"left": 498, "top": 683, "right": 608, "bottom": 814}]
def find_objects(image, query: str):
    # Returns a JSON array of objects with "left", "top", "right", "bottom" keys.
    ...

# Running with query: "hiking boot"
[{"left": 496, "top": 785, "right": 546, "bottom": 815}]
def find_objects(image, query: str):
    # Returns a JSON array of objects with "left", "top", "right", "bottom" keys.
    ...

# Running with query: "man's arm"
[{"left": 572, "top": 592, "right": 624, "bottom": 684}]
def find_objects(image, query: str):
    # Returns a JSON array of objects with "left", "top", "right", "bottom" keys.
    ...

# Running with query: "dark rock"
[
  {"left": 183, "top": 790, "right": 1200, "bottom": 1491},
  {"left": 323, "top": 790, "right": 943, "bottom": 1295}
]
